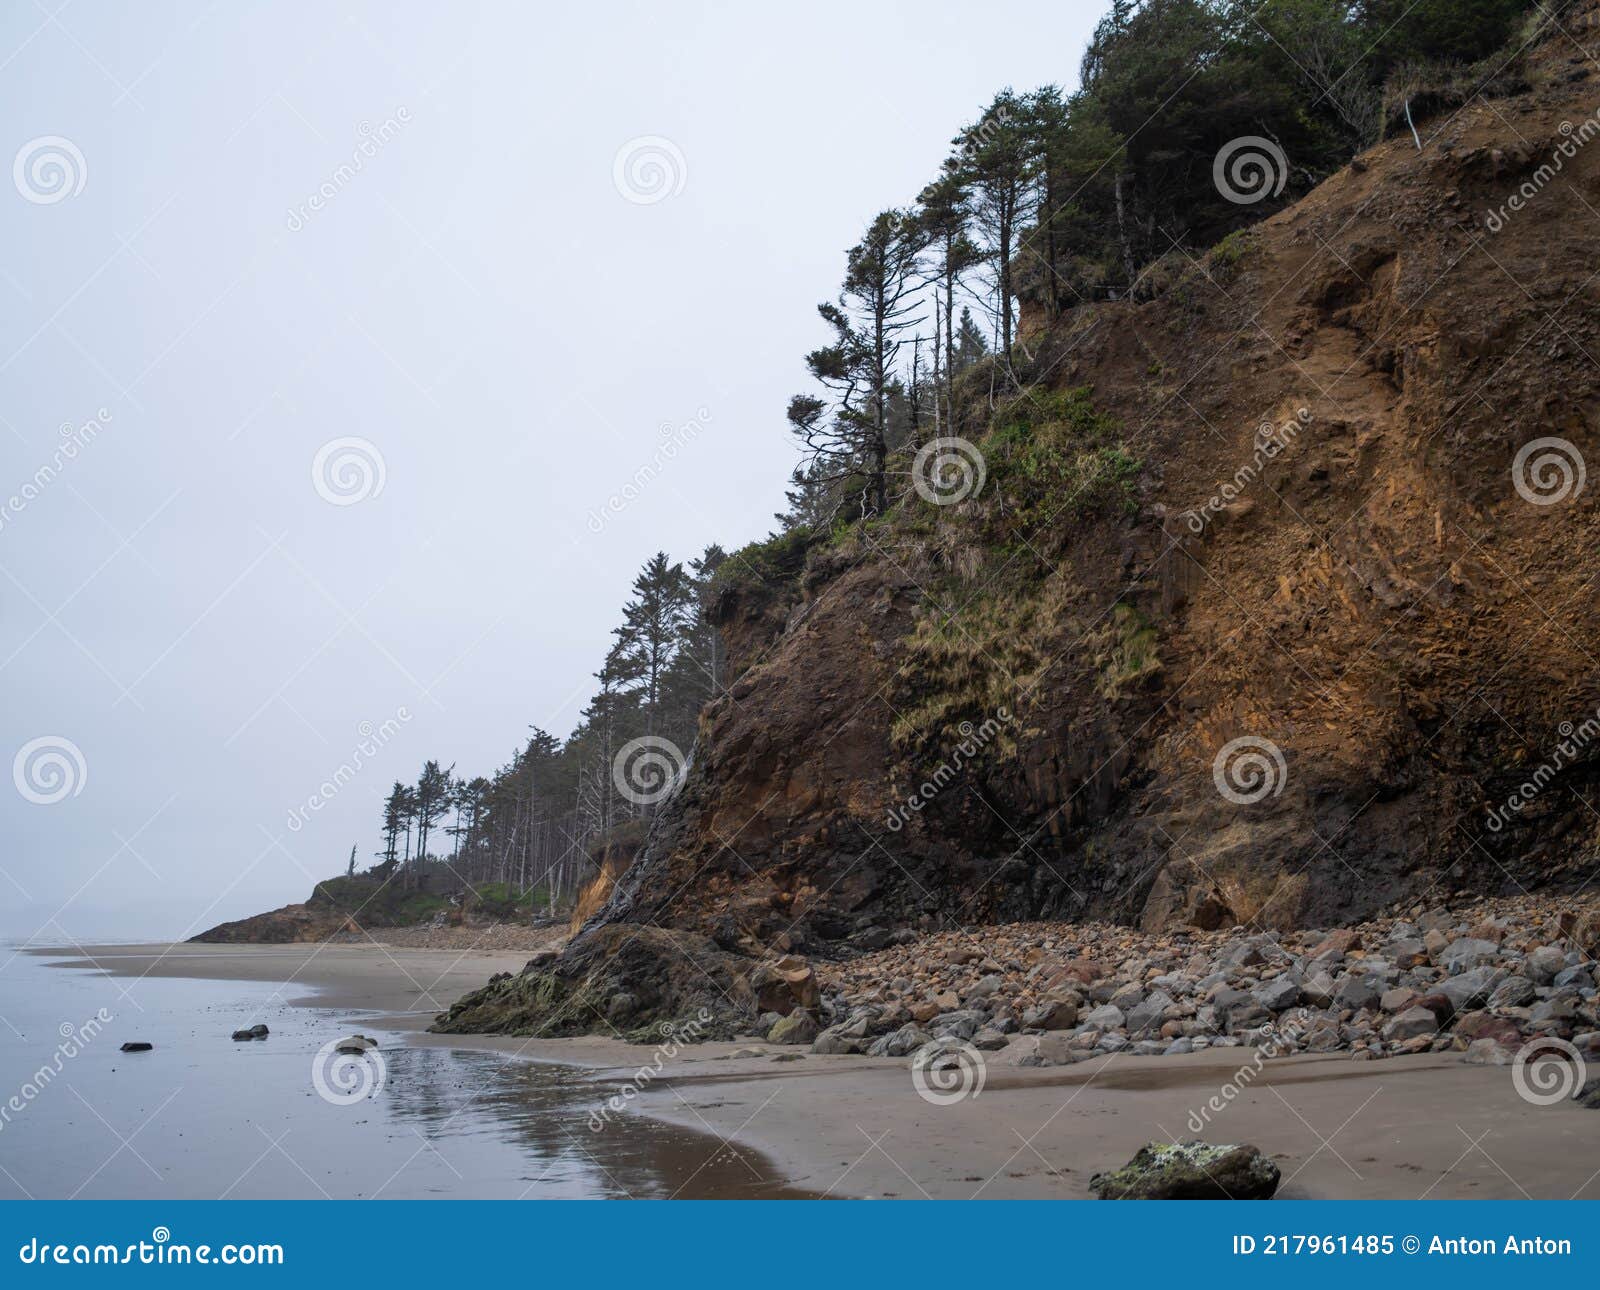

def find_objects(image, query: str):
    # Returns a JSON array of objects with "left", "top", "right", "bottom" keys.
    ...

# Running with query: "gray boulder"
[
  {"left": 1524, "top": 946, "right": 1566, "bottom": 986},
  {"left": 1255, "top": 977, "right": 1302, "bottom": 1012},
  {"left": 1488, "top": 976, "right": 1537, "bottom": 1010},
  {"left": 867, "top": 1023, "right": 930, "bottom": 1058},
  {"left": 1085, "top": 1004, "right": 1126, "bottom": 1031},
  {"left": 1334, "top": 975, "right": 1382, "bottom": 1011},
  {"left": 1441, "top": 937, "right": 1500, "bottom": 974}
]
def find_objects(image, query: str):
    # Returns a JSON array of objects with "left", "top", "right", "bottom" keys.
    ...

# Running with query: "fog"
[{"left": 0, "top": 0, "right": 1100, "bottom": 940}]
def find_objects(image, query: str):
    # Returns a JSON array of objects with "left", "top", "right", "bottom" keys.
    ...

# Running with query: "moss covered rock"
[{"left": 1089, "top": 1141, "right": 1280, "bottom": 1200}]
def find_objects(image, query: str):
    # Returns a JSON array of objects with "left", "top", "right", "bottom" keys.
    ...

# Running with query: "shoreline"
[{"left": 30, "top": 941, "right": 1600, "bottom": 1199}]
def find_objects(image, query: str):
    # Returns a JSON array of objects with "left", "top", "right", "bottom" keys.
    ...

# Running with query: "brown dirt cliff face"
[{"left": 435, "top": 20, "right": 1600, "bottom": 1037}]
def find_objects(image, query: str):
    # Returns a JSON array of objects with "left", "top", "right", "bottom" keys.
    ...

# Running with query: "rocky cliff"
[{"left": 436, "top": 13, "right": 1600, "bottom": 1038}]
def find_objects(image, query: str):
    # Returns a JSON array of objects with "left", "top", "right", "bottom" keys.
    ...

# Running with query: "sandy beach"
[{"left": 35, "top": 942, "right": 1599, "bottom": 1200}]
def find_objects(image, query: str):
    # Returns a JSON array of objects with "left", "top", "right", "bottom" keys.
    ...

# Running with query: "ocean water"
[{"left": 0, "top": 948, "right": 795, "bottom": 1199}]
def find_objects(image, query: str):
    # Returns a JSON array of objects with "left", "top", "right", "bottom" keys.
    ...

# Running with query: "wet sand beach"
[{"left": 31, "top": 943, "right": 1600, "bottom": 1200}]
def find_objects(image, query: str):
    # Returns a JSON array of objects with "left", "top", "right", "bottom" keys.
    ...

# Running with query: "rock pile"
[{"left": 789, "top": 895, "right": 1600, "bottom": 1066}]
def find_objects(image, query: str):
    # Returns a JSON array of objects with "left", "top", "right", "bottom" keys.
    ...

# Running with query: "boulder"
[
  {"left": 751, "top": 955, "right": 820, "bottom": 1016},
  {"left": 811, "top": 1025, "right": 865, "bottom": 1055},
  {"left": 1090, "top": 1141, "right": 1280, "bottom": 1200},
  {"left": 119, "top": 1042, "right": 153, "bottom": 1053},
  {"left": 1333, "top": 975, "right": 1381, "bottom": 1011},
  {"left": 1126, "top": 990, "right": 1175, "bottom": 1036},
  {"left": 1382, "top": 1007, "right": 1439, "bottom": 1042},
  {"left": 1254, "top": 978, "right": 1302, "bottom": 1012},
  {"left": 867, "top": 1023, "right": 931, "bottom": 1058},
  {"left": 1438, "top": 967, "right": 1502, "bottom": 1013},
  {"left": 1022, "top": 999, "right": 1079, "bottom": 1030},
  {"left": 1388, "top": 938, "right": 1428, "bottom": 968},
  {"left": 1524, "top": 947, "right": 1566, "bottom": 986},
  {"left": 1309, "top": 929, "right": 1361, "bottom": 959},
  {"left": 1462, "top": 1038, "right": 1518, "bottom": 1066},
  {"left": 929, "top": 1010, "right": 984, "bottom": 1040},
  {"left": 1488, "top": 976, "right": 1537, "bottom": 1009},
  {"left": 1440, "top": 938, "right": 1500, "bottom": 974},
  {"left": 1085, "top": 1004, "right": 1126, "bottom": 1031},
  {"left": 767, "top": 1011, "right": 820, "bottom": 1045}
]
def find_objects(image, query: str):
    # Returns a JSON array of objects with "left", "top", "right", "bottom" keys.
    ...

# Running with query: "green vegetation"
[
  {"left": 308, "top": 875, "right": 449, "bottom": 927},
  {"left": 1095, "top": 604, "right": 1161, "bottom": 697}
]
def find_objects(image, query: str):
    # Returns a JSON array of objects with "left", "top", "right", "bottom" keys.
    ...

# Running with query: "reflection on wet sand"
[{"left": 383, "top": 1046, "right": 817, "bottom": 1199}]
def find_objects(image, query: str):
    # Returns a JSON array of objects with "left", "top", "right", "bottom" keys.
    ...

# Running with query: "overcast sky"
[{"left": 0, "top": 1, "right": 1103, "bottom": 940}]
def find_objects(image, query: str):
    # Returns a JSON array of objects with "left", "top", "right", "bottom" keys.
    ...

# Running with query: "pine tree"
[
  {"left": 790, "top": 210, "right": 925, "bottom": 519},
  {"left": 610, "top": 552, "right": 694, "bottom": 740},
  {"left": 951, "top": 89, "right": 1036, "bottom": 373},
  {"left": 916, "top": 171, "right": 982, "bottom": 426}
]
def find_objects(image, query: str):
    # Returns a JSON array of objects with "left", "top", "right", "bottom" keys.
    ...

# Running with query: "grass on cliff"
[{"left": 716, "top": 381, "right": 1147, "bottom": 757}]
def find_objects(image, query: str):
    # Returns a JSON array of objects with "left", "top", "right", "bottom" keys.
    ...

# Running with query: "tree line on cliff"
[{"left": 344, "top": 0, "right": 1540, "bottom": 914}]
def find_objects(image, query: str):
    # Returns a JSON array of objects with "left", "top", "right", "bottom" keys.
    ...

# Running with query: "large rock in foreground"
[{"left": 1090, "top": 1142, "right": 1281, "bottom": 1200}]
